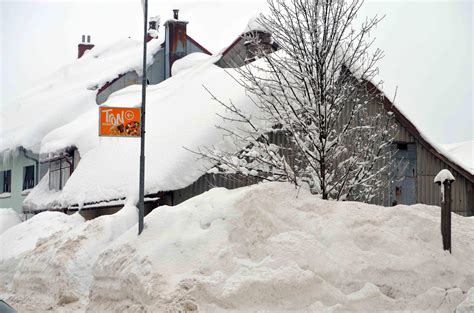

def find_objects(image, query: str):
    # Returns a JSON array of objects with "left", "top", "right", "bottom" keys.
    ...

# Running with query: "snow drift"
[
  {"left": 0, "top": 206, "right": 135, "bottom": 311},
  {"left": 86, "top": 182, "right": 474, "bottom": 312},
  {"left": 2, "top": 182, "right": 472, "bottom": 312}
]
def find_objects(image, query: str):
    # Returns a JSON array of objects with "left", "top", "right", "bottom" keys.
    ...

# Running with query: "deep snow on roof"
[
  {"left": 20, "top": 46, "right": 474, "bottom": 209},
  {"left": 440, "top": 141, "right": 474, "bottom": 175},
  {"left": 0, "top": 38, "right": 163, "bottom": 153},
  {"left": 24, "top": 53, "right": 262, "bottom": 210}
]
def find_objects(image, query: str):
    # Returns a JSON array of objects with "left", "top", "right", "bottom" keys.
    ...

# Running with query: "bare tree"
[{"left": 199, "top": 0, "right": 397, "bottom": 202}]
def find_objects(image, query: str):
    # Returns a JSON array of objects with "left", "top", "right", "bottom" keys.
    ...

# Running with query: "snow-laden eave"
[
  {"left": 23, "top": 194, "right": 159, "bottom": 214},
  {"left": 364, "top": 79, "right": 474, "bottom": 182}
]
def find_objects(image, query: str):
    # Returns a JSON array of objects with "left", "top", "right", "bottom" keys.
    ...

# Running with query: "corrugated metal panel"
[
  {"left": 172, "top": 173, "right": 260, "bottom": 205},
  {"left": 414, "top": 139, "right": 469, "bottom": 215}
]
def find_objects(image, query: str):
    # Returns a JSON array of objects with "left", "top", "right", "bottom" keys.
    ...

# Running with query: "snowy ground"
[{"left": 1, "top": 182, "right": 473, "bottom": 312}]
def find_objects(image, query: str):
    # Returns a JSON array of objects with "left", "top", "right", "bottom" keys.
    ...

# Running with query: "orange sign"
[{"left": 99, "top": 107, "right": 141, "bottom": 137}]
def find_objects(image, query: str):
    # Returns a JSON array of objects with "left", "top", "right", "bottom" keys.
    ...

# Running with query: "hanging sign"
[{"left": 99, "top": 107, "right": 141, "bottom": 137}]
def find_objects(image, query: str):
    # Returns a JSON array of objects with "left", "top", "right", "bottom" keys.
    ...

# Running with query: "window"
[
  {"left": 397, "top": 143, "right": 408, "bottom": 150},
  {"left": 23, "top": 165, "right": 35, "bottom": 190},
  {"left": 49, "top": 157, "right": 72, "bottom": 191},
  {"left": 1, "top": 170, "right": 11, "bottom": 193}
]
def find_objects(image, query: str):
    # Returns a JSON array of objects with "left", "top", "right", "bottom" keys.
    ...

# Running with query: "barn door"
[{"left": 390, "top": 143, "right": 417, "bottom": 206}]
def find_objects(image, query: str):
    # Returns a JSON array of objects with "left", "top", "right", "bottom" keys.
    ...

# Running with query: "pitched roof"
[
  {"left": 24, "top": 54, "right": 262, "bottom": 210},
  {"left": 365, "top": 80, "right": 474, "bottom": 182},
  {"left": 1, "top": 38, "right": 164, "bottom": 153}
]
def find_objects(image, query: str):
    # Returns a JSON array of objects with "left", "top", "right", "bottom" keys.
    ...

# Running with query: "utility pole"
[{"left": 138, "top": 0, "right": 148, "bottom": 235}]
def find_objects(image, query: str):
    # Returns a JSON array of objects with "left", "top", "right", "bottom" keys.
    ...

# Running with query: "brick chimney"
[
  {"left": 164, "top": 9, "right": 188, "bottom": 78},
  {"left": 78, "top": 35, "right": 94, "bottom": 58}
]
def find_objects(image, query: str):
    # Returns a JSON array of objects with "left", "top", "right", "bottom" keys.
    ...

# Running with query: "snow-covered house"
[
  {"left": 0, "top": 10, "right": 211, "bottom": 216},
  {"left": 7, "top": 20, "right": 277, "bottom": 219},
  {"left": 0, "top": 148, "right": 44, "bottom": 217},
  {"left": 3, "top": 15, "right": 473, "bottom": 218}
]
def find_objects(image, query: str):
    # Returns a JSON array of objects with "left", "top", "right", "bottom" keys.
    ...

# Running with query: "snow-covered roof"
[
  {"left": 24, "top": 53, "right": 260, "bottom": 210},
  {"left": 364, "top": 80, "right": 474, "bottom": 180},
  {"left": 243, "top": 14, "right": 267, "bottom": 33},
  {"left": 0, "top": 38, "right": 163, "bottom": 153},
  {"left": 440, "top": 141, "right": 474, "bottom": 175}
]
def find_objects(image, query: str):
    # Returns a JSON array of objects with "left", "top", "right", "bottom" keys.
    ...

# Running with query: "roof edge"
[{"left": 364, "top": 80, "right": 474, "bottom": 183}]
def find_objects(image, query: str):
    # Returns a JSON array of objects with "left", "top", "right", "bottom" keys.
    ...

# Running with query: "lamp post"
[{"left": 138, "top": 0, "right": 148, "bottom": 235}]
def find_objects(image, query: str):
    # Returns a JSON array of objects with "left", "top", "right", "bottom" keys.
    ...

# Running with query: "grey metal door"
[{"left": 390, "top": 143, "right": 417, "bottom": 206}]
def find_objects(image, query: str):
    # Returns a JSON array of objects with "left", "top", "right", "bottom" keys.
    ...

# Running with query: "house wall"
[
  {"left": 172, "top": 173, "right": 260, "bottom": 206},
  {"left": 415, "top": 142, "right": 472, "bottom": 216},
  {"left": 216, "top": 37, "right": 247, "bottom": 68},
  {"left": 0, "top": 149, "right": 44, "bottom": 215},
  {"left": 169, "top": 93, "right": 473, "bottom": 216}
]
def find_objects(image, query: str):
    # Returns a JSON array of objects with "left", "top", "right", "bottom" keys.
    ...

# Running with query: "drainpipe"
[{"left": 20, "top": 147, "right": 39, "bottom": 185}]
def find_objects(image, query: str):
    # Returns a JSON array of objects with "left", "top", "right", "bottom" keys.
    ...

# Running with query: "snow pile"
[
  {"left": 0, "top": 208, "right": 22, "bottom": 235},
  {"left": 0, "top": 211, "right": 84, "bottom": 295},
  {"left": 456, "top": 287, "right": 474, "bottom": 313},
  {"left": 25, "top": 54, "right": 262, "bottom": 210},
  {"left": 2, "top": 182, "right": 473, "bottom": 312},
  {"left": 85, "top": 182, "right": 473, "bottom": 312},
  {"left": 0, "top": 205, "right": 136, "bottom": 310},
  {"left": 0, "top": 38, "right": 163, "bottom": 153}
]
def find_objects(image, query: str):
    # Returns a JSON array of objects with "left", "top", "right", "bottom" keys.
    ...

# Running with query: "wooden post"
[
  {"left": 442, "top": 180, "right": 452, "bottom": 253},
  {"left": 434, "top": 169, "right": 455, "bottom": 254}
]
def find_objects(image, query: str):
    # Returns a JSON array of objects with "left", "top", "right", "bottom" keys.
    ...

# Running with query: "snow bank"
[
  {"left": 0, "top": 38, "right": 163, "bottom": 153},
  {"left": 0, "top": 208, "right": 22, "bottom": 235},
  {"left": 1, "top": 205, "right": 136, "bottom": 311},
  {"left": 85, "top": 182, "right": 474, "bottom": 312},
  {"left": 456, "top": 287, "right": 474, "bottom": 313},
  {"left": 2, "top": 182, "right": 474, "bottom": 312},
  {"left": 0, "top": 211, "right": 84, "bottom": 298}
]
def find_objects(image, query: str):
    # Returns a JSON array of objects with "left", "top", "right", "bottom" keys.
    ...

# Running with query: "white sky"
[{"left": 1, "top": 0, "right": 472, "bottom": 144}]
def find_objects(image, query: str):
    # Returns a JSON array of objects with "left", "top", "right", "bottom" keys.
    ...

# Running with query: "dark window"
[
  {"left": 397, "top": 143, "right": 408, "bottom": 150},
  {"left": 1, "top": 170, "right": 11, "bottom": 193},
  {"left": 23, "top": 165, "right": 35, "bottom": 190},
  {"left": 49, "top": 157, "right": 72, "bottom": 191}
]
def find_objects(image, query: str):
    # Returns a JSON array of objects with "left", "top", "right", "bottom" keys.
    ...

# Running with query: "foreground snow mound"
[
  {"left": 88, "top": 182, "right": 474, "bottom": 312},
  {"left": 0, "top": 211, "right": 84, "bottom": 299},
  {"left": 0, "top": 208, "right": 22, "bottom": 235},
  {"left": 1, "top": 206, "right": 137, "bottom": 311}
]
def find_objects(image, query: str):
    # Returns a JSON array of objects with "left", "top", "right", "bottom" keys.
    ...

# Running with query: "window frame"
[
  {"left": 1, "top": 170, "right": 12, "bottom": 193},
  {"left": 23, "top": 165, "right": 35, "bottom": 191},
  {"left": 48, "top": 154, "right": 74, "bottom": 191}
]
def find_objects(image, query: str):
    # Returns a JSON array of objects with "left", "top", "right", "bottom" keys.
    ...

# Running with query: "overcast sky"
[{"left": 1, "top": 0, "right": 472, "bottom": 144}]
